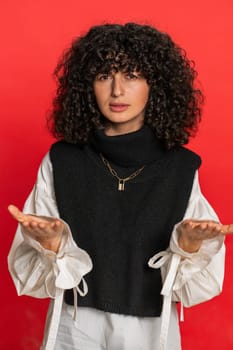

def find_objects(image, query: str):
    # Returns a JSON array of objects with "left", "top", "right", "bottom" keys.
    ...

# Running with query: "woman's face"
[{"left": 93, "top": 70, "right": 150, "bottom": 136}]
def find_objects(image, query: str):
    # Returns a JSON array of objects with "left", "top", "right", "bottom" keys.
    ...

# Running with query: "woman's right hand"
[{"left": 8, "top": 204, "right": 64, "bottom": 253}]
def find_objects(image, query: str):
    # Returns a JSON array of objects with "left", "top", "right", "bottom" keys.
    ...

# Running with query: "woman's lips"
[{"left": 109, "top": 103, "right": 129, "bottom": 112}]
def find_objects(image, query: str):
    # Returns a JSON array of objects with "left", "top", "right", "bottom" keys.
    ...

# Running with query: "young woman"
[{"left": 8, "top": 23, "right": 233, "bottom": 350}]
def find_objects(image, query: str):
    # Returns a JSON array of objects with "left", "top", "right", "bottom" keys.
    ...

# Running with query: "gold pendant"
[{"left": 118, "top": 180, "right": 125, "bottom": 191}]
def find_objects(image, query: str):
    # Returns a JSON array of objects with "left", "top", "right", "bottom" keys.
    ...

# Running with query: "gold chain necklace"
[{"left": 100, "top": 153, "right": 145, "bottom": 191}]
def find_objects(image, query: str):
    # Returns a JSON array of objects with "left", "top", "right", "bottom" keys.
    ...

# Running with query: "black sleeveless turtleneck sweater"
[{"left": 50, "top": 126, "right": 201, "bottom": 317}]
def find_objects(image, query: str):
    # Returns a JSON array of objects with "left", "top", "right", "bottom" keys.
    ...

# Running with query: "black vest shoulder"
[{"left": 50, "top": 141, "right": 201, "bottom": 317}]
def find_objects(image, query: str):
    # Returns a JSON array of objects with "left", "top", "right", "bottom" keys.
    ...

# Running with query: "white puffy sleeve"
[
  {"left": 170, "top": 171, "right": 225, "bottom": 306},
  {"left": 149, "top": 171, "right": 225, "bottom": 306},
  {"left": 8, "top": 153, "right": 93, "bottom": 299}
]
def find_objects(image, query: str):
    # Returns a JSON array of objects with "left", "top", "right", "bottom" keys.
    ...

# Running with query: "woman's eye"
[
  {"left": 125, "top": 72, "right": 140, "bottom": 80},
  {"left": 96, "top": 74, "right": 110, "bottom": 81}
]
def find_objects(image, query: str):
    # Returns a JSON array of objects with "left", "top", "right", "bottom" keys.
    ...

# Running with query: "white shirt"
[{"left": 8, "top": 153, "right": 225, "bottom": 350}]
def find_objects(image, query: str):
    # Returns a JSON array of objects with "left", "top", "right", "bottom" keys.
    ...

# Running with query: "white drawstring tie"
[
  {"left": 43, "top": 278, "right": 88, "bottom": 350},
  {"left": 148, "top": 251, "right": 181, "bottom": 350},
  {"left": 73, "top": 278, "right": 88, "bottom": 321}
]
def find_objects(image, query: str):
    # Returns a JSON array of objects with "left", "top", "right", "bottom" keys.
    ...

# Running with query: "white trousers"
[{"left": 48, "top": 303, "right": 181, "bottom": 350}]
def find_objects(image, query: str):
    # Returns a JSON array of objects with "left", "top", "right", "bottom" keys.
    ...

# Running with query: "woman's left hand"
[{"left": 177, "top": 220, "right": 233, "bottom": 253}]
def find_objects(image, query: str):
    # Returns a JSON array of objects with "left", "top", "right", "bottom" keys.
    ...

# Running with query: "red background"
[{"left": 1, "top": 1, "right": 233, "bottom": 349}]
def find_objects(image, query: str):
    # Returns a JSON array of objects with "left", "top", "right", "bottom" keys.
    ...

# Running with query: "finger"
[
  {"left": 27, "top": 220, "right": 63, "bottom": 237},
  {"left": 189, "top": 220, "right": 221, "bottom": 233},
  {"left": 37, "top": 220, "right": 61, "bottom": 231},
  {"left": 51, "top": 220, "right": 63, "bottom": 229},
  {"left": 204, "top": 222, "right": 222, "bottom": 233},
  {"left": 188, "top": 219, "right": 219, "bottom": 227},
  {"left": 226, "top": 224, "right": 233, "bottom": 233},
  {"left": 8, "top": 205, "right": 25, "bottom": 222},
  {"left": 38, "top": 222, "right": 46, "bottom": 229},
  {"left": 220, "top": 224, "right": 233, "bottom": 234},
  {"left": 37, "top": 221, "right": 62, "bottom": 233},
  {"left": 199, "top": 222, "right": 208, "bottom": 230},
  {"left": 181, "top": 220, "right": 194, "bottom": 229},
  {"left": 23, "top": 222, "right": 51, "bottom": 238}
]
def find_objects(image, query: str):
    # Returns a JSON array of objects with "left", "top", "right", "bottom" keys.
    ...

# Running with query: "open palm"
[
  {"left": 8, "top": 204, "right": 64, "bottom": 253},
  {"left": 177, "top": 219, "right": 233, "bottom": 253}
]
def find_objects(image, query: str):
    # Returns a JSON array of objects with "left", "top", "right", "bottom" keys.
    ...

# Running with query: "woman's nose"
[{"left": 111, "top": 74, "right": 125, "bottom": 97}]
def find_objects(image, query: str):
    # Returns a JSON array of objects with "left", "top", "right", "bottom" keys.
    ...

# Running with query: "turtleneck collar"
[{"left": 91, "top": 126, "right": 167, "bottom": 167}]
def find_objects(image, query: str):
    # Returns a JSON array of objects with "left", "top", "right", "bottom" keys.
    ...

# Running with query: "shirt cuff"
[{"left": 13, "top": 218, "right": 93, "bottom": 298}]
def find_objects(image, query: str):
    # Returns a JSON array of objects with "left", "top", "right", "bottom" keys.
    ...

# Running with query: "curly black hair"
[{"left": 48, "top": 23, "right": 204, "bottom": 149}]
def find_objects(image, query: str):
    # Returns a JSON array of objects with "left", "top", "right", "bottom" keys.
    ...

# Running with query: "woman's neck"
[{"left": 104, "top": 120, "right": 144, "bottom": 136}]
